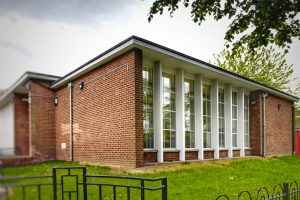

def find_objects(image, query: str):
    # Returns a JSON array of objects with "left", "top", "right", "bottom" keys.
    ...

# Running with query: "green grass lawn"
[{"left": 2, "top": 156, "right": 300, "bottom": 200}]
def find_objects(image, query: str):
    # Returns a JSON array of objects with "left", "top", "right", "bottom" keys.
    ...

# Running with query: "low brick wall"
[
  {"left": 163, "top": 152, "right": 179, "bottom": 162},
  {"left": 233, "top": 149, "right": 240, "bottom": 157},
  {"left": 144, "top": 151, "right": 157, "bottom": 163},
  {"left": 204, "top": 150, "right": 214, "bottom": 159},
  {"left": 185, "top": 150, "right": 198, "bottom": 160},
  {"left": 219, "top": 150, "right": 228, "bottom": 158}
]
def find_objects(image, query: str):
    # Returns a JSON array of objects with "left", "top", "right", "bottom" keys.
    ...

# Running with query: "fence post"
[
  {"left": 52, "top": 168, "right": 57, "bottom": 200},
  {"left": 162, "top": 178, "right": 168, "bottom": 200},
  {"left": 283, "top": 182, "right": 289, "bottom": 200},
  {"left": 83, "top": 167, "right": 87, "bottom": 200},
  {"left": 141, "top": 179, "right": 145, "bottom": 200}
]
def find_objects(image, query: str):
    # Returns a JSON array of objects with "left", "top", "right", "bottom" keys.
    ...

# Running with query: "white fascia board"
[
  {"left": 51, "top": 39, "right": 135, "bottom": 89},
  {"left": 0, "top": 72, "right": 59, "bottom": 104},
  {"left": 133, "top": 39, "right": 298, "bottom": 102}
]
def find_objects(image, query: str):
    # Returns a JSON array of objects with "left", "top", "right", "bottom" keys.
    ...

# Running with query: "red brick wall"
[
  {"left": 204, "top": 150, "right": 214, "bottom": 159},
  {"left": 55, "top": 49, "right": 143, "bottom": 168},
  {"left": 265, "top": 94, "right": 292, "bottom": 155},
  {"left": 219, "top": 150, "right": 228, "bottom": 158},
  {"left": 185, "top": 151, "right": 198, "bottom": 160},
  {"left": 29, "top": 80, "right": 56, "bottom": 160},
  {"left": 250, "top": 91, "right": 263, "bottom": 156},
  {"left": 54, "top": 87, "right": 69, "bottom": 160},
  {"left": 249, "top": 91, "right": 293, "bottom": 156},
  {"left": 144, "top": 152, "right": 157, "bottom": 163},
  {"left": 14, "top": 94, "right": 29, "bottom": 155},
  {"left": 233, "top": 149, "right": 240, "bottom": 157},
  {"left": 163, "top": 152, "right": 179, "bottom": 162},
  {"left": 245, "top": 149, "right": 252, "bottom": 156}
]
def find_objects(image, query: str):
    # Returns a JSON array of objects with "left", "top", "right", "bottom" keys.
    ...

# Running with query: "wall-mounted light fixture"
[
  {"left": 54, "top": 97, "right": 58, "bottom": 106},
  {"left": 78, "top": 81, "right": 84, "bottom": 90}
]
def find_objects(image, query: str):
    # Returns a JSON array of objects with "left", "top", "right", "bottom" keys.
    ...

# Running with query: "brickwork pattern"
[
  {"left": 163, "top": 152, "right": 179, "bottom": 162},
  {"left": 144, "top": 152, "right": 157, "bottom": 163},
  {"left": 29, "top": 80, "right": 56, "bottom": 160},
  {"left": 14, "top": 94, "right": 29, "bottom": 155},
  {"left": 185, "top": 151, "right": 198, "bottom": 160},
  {"left": 55, "top": 49, "right": 143, "bottom": 167}
]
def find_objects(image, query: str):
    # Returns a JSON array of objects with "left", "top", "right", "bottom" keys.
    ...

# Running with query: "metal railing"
[
  {"left": 216, "top": 181, "right": 300, "bottom": 200},
  {"left": 0, "top": 166, "right": 167, "bottom": 200}
]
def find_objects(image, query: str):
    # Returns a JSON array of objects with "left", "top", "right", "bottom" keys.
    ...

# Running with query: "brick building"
[{"left": 0, "top": 36, "right": 298, "bottom": 167}]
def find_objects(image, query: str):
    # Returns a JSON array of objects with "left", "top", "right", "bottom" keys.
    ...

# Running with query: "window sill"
[
  {"left": 203, "top": 148, "right": 215, "bottom": 152},
  {"left": 232, "top": 148, "right": 241, "bottom": 150},
  {"left": 244, "top": 147, "right": 252, "bottom": 150},
  {"left": 163, "top": 149, "right": 180, "bottom": 153},
  {"left": 185, "top": 148, "right": 199, "bottom": 152},
  {"left": 219, "top": 148, "right": 229, "bottom": 151},
  {"left": 143, "top": 149, "right": 158, "bottom": 153}
]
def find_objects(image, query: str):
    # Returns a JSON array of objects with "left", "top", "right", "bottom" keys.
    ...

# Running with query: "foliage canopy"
[
  {"left": 214, "top": 46, "right": 294, "bottom": 91},
  {"left": 148, "top": 0, "right": 300, "bottom": 51}
]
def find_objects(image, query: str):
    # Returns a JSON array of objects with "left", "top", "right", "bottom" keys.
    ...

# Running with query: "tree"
[
  {"left": 148, "top": 0, "right": 300, "bottom": 51},
  {"left": 214, "top": 46, "right": 294, "bottom": 91}
]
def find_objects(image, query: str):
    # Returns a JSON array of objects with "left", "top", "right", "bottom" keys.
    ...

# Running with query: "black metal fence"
[
  {"left": 0, "top": 166, "right": 167, "bottom": 200},
  {"left": 216, "top": 181, "right": 300, "bottom": 200}
]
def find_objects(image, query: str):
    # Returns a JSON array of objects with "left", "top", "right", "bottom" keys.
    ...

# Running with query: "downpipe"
[
  {"left": 262, "top": 93, "right": 268, "bottom": 157},
  {"left": 68, "top": 82, "right": 74, "bottom": 162}
]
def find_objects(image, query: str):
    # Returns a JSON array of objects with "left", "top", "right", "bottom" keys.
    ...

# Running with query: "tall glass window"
[
  {"left": 203, "top": 84, "right": 212, "bottom": 148},
  {"left": 143, "top": 67, "right": 154, "bottom": 149},
  {"left": 232, "top": 92, "right": 238, "bottom": 147},
  {"left": 184, "top": 79, "right": 195, "bottom": 148},
  {"left": 244, "top": 95, "right": 250, "bottom": 147},
  {"left": 218, "top": 88, "right": 225, "bottom": 148},
  {"left": 162, "top": 73, "right": 176, "bottom": 149}
]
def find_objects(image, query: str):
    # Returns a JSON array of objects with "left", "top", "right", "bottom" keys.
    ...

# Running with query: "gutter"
[
  {"left": 68, "top": 82, "right": 74, "bottom": 162},
  {"left": 262, "top": 93, "right": 268, "bottom": 157}
]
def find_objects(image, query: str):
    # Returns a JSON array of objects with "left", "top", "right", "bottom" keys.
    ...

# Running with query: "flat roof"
[{"left": 51, "top": 35, "right": 298, "bottom": 102}]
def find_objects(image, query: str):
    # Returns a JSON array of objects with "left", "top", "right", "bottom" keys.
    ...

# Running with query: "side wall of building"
[
  {"left": 54, "top": 48, "right": 143, "bottom": 167},
  {"left": 249, "top": 91, "right": 293, "bottom": 156},
  {"left": 265, "top": 94, "right": 292, "bottom": 155},
  {"left": 14, "top": 94, "right": 29, "bottom": 155},
  {"left": 29, "top": 80, "right": 56, "bottom": 160}
]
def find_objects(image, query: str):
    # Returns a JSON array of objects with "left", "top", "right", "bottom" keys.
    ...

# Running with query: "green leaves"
[
  {"left": 148, "top": 0, "right": 300, "bottom": 51},
  {"left": 214, "top": 46, "right": 294, "bottom": 91}
]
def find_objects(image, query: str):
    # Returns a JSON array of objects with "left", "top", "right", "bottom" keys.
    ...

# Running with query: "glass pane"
[
  {"left": 191, "top": 132, "right": 195, "bottom": 148},
  {"left": 232, "top": 134, "right": 237, "bottom": 147},
  {"left": 203, "top": 100, "right": 207, "bottom": 116},
  {"left": 163, "top": 130, "right": 170, "bottom": 148},
  {"left": 185, "top": 131, "right": 191, "bottom": 148},
  {"left": 171, "top": 131, "right": 176, "bottom": 148},
  {"left": 207, "top": 101, "right": 211, "bottom": 115},
  {"left": 171, "top": 93, "right": 176, "bottom": 111},
  {"left": 184, "top": 81, "right": 190, "bottom": 94},
  {"left": 190, "top": 96, "right": 195, "bottom": 113},
  {"left": 207, "top": 117, "right": 211, "bottom": 132},
  {"left": 232, "top": 92, "right": 237, "bottom": 105},
  {"left": 232, "top": 119, "right": 237, "bottom": 133},
  {"left": 185, "top": 114, "right": 190, "bottom": 131},
  {"left": 163, "top": 112, "right": 171, "bottom": 129},
  {"left": 190, "top": 114, "right": 195, "bottom": 131},
  {"left": 171, "top": 112, "right": 176, "bottom": 129}
]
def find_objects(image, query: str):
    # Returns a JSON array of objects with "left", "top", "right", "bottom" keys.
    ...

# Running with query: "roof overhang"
[
  {"left": 0, "top": 72, "right": 60, "bottom": 108},
  {"left": 51, "top": 36, "right": 298, "bottom": 102}
]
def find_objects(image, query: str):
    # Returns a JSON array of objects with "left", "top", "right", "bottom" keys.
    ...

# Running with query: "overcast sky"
[{"left": 0, "top": 0, "right": 299, "bottom": 91}]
